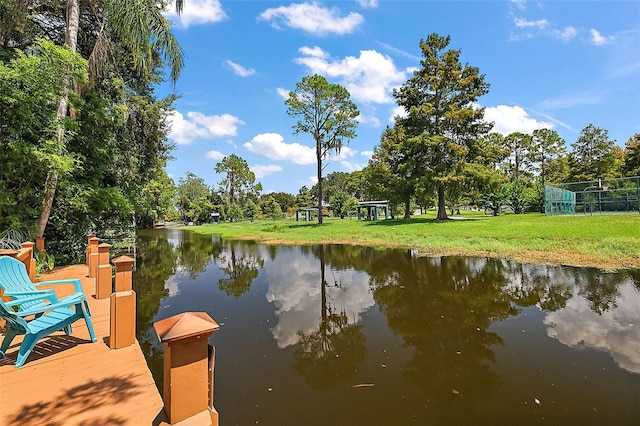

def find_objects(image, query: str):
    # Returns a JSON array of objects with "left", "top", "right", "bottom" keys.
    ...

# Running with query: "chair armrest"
[
  {"left": 4, "top": 289, "right": 60, "bottom": 304},
  {"left": 35, "top": 278, "right": 83, "bottom": 294},
  {"left": 4, "top": 292, "right": 58, "bottom": 307},
  {"left": 13, "top": 298, "right": 79, "bottom": 317}
]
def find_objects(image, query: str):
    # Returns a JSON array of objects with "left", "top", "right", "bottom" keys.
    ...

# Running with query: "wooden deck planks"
[{"left": 0, "top": 264, "right": 167, "bottom": 425}]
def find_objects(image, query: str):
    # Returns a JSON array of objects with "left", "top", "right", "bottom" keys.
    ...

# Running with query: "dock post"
[
  {"left": 153, "top": 312, "right": 220, "bottom": 425},
  {"left": 35, "top": 236, "right": 45, "bottom": 257},
  {"left": 87, "top": 236, "right": 100, "bottom": 278},
  {"left": 109, "top": 255, "right": 136, "bottom": 349},
  {"left": 20, "top": 242, "right": 36, "bottom": 281},
  {"left": 95, "top": 243, "right": 112, "bottom": 299},
  {"left": 85, "top": 233, "right": 95, "bottom": 265}
]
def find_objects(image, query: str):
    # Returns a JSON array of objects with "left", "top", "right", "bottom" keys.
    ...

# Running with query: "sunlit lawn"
[{"left": 188, "top": 211, "right": 640, "bottom": 270}]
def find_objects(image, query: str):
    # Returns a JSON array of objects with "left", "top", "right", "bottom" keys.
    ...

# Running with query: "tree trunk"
[
  {"left": 403, "top": 195, "right": 411, "bottom": 219},
  {"left": 316, "top": 144, "right": 323, "bottom": 225},
  {"left": 37, "top": 0, "right": 80, "bottom": 237},
  {"left": 319, "top": 245, "right": 326, "bottom": 322},
  {"left": 436, "top": 183, "right": 449, "bottom": 220}
]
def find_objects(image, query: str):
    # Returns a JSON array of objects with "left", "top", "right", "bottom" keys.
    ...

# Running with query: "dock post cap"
[
  {"left": 112, "top": 255, "right": 135, "bottom": 265},
  {"left": 154, "top": 312, "right": 220, "bottom": 344}
]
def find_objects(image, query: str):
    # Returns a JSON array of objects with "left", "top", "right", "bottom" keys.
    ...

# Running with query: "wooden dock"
[{"left": 0, "top": 264, "right": 168, "bottom": 425}]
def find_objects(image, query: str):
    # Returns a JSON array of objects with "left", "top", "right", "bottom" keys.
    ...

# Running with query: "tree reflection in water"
[
  {"left": 293, "top": 245, "right": 367, "bottom": 390},
  {"left": 367, "top": 255, "right": 513, "bottom": 412},
  {"left": 217, "top": 241, "right": 264, "bottom": 298},
  {"left": 134, "top": 229, "right": 224, "bottom": 389}
]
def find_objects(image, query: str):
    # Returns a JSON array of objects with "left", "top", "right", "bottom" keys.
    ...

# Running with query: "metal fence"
[{"left": 545, "top": 176, "right": 640, "bottom": 215}]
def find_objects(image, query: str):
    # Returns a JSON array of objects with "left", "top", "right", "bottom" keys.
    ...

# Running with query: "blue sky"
[{"left": 158, "top": 0, "right": 640, "bottom": 195}]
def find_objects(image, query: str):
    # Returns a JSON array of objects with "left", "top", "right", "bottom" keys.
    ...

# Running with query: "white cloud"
[
  {"left": 189, "top": 112, "right": 244, "bottom": 138},
  {"left": 360, "top": 150, "right": 373, "bottom": 158},
  {"left": 206, "top": 150, "right": 226, "bottom": 160},
  {"left": 484, "top": 105, "right": 553, "bottom": 135},
  {"left": 514, "top": 17, "right": 549, "bottom": 29},
  {"left": 511, "top": 0, "right": 527, "bottom": 10},
  {"left": 389, "top": 105, "right": 408, "bottom": 123},
  {"left": 226, "top": 60, "right": 255, "bottom": 77},
  {"left": 556, "top": 26, "right": 577, "bottom": 42},
  {"left": 510, "top": 17, "right": 580, "bottom": 43},
  {"left": 339, "top": 160, "right": 363, "bottom": 172},
  {"left": 590, "top": 28, "right": 614, "bottom": 46},
  {"left": 332, "top": 146, "right": 357, "bottom": 160},
  {"left": 309, "top": 175, "right": 318, "bottom": 184},
  {"left": 298, "top": 45, "right": 329, "bottom": 58},
  {"left": 356, "top": 113, "right": 381, "bottom": 127},
  {"left": 258, "top": 2, "right": 363, "bottom": 36},
  {"left": 329, "top": 147, "right": 363, "bottom": 172},
  {"left": 167, "top": 111, "right": 243, "bottom": 144},
  {"left": 164, "top": 0, "right": 227, "bottom": 28},
  {"left": 243, "top": 133, "right": 316, "bottom": 165},
  {"left": 167, "top": 111, "right": 208, "bottom": 144},
  {"left": 295, "top": 46, "right": 409, "bottom": 104},
  {"left": 508, "top": 32, "right": 536, "bottom": 42},
  {"left": 358, "top": 0, "right": 378, "bottom": 8},
  {"left": 276, "top": 87, "right": 290, "bottom": 100},
  {"left": 251, "top": 164, "right": 284, "bottom": 178}
]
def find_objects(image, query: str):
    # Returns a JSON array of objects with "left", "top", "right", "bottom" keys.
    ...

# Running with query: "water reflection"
[
  {"left": 132, "top": 230, "right": 640, "bottom": 425},
  {"left": 545, "top": 280, "right": 640, "bottom": 373},
  {"left": 369, "top": 256, "right": 513, "bottom": 411},
  {"left": 265, "top": 245, "right": 374, "bottom": 349},
  {"left": 217, "top": 241, "right": 264, "bottom": 298},
  {"left": 282, "top": 246, "right": 367, "bottom": 389}
]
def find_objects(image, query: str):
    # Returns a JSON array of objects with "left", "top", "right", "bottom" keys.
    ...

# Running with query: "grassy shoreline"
[{"left": 185, "top": 212, "right": 640, "bottom": 271}]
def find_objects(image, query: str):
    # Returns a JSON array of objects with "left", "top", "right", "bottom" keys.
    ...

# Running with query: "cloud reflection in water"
[
  {"left": 264, "top": 248, "right": 374, "bottom": 348},
  {"left": 544, "top": 281, "right": 640, "bottom": 374}
]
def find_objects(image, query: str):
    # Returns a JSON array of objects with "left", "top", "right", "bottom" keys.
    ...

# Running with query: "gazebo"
[
  {"left": 295, "top": 206, "right": 317, "bottom": 221},
  {"left": 357, "top": 200, "right": 389, "bottom": 220}
]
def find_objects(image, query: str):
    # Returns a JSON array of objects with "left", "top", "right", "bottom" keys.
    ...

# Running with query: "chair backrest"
[
  {"left": 0, "top": 256, "right": 42, "bottom": 311},
  {"left": 0, "top": 298, "right": 28, "bottom": 334}
]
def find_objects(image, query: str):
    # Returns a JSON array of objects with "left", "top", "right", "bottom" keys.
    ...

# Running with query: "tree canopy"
[
  {"left": 0, "top": 0, "right": 184, "bottom": 262},
  {"left": 394, "top": 34, "right": 492, "bottom": 220},
  {"left": 215, "top": 154, "right": 262, "bottom": 211},
  {"left": 286, "top": 74, "right": 359, "bottom": 224}
]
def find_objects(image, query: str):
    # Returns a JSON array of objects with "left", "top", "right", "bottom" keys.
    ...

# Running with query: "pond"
[{"left": 133, "top": 229, "right": 639, "bottom": 425}]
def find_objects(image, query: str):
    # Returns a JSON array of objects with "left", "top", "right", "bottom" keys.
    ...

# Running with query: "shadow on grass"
[
  {"left": 362, "top": 217, "right": 458, "bottom": 227},
  {"left": 279, "top": 217, "right": 472, "bottom": 230},
  {"left": 282, "top": 221, "right": 338, "bottom": 229}
]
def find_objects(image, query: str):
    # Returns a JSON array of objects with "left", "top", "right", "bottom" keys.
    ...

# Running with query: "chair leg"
[
  {"left": 83, "top": 299, "right": 92, "bottom": 316},
  {"left": 15, "top": 334, "right": 39, "bottom": 368},
  {"left": 0, "top": 327, "right": 19, "bottom": 357},
  {"left": 79, "top": 303, "right": 97, "bottom": 343}
]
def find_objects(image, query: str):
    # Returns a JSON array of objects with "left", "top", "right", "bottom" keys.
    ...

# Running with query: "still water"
[{"left": 133, "top": 229, "right": 639, "bottom": 425}]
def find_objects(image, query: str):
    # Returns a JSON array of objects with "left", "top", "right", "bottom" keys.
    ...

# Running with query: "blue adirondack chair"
[
  {"left": 0, "top": 296, "right": 97, "bottom": 368},
  {"left": 0, "top": 255, "right": 97, "bottom": 367},
  {"left": 0, "top": 256, "right": 87, "bottom": 315}
]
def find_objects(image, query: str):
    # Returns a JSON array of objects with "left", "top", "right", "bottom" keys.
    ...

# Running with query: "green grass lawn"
[{"left": 187, "top": 211, "right": 640, "bottom": 270}]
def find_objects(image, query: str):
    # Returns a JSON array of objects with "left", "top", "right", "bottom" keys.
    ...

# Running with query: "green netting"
[
  {"left": 546, "top": 177, "right": 640, "bottom": 215},
  {"left": 544, "top": 185, "right": 576, "bottom": 215}
]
